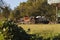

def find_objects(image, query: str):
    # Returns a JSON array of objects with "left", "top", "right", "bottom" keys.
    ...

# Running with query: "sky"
[
  {"left": 3, "top": 0, "right": 60, "bottom": 9},
  {"left": 3, "top": 0, "right": 27, "bottom": 10}
]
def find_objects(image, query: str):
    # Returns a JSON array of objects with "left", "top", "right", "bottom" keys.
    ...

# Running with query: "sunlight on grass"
[{"left": 19, "top": 24, "right": 60, "bottom": 38}]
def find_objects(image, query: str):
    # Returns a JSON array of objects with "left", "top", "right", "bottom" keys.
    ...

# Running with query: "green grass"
[
  {"left": 0, "top": 33, "right": 4, "bottom": 40},
  {"left": 19, "top": 24, "right": 60, "bottom": 38},
  {"left": 19, "top": 24, "right": 60, "bottom": 33}
]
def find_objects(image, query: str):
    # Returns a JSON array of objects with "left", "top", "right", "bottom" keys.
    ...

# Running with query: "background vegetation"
[
  {"left": 0, "top": 0, "right": 56, "bottom": 22},
  {"left": 0, "top": 0, "right": 60, "bottom": 40}
]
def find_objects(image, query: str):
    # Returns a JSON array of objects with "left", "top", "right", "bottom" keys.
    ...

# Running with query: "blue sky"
[{"left": 3, "top": 0, "right": 27, "bottom": 10}]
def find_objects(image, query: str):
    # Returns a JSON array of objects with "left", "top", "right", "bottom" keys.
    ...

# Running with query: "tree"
[
  {"left": 14, "top": 0, "right": 56, "bottom": 22},
  {"left": 13, "top": 8, "right": 20, "bottom": 21},
  {"left": 2, "top": 7, "right": 11, "bottom": 19},
  {"left": 0, "top": 0, "right": 11, "bottom": 19},
  {"left": 39, "top": 0, "right": 56, "bottom": 21}
]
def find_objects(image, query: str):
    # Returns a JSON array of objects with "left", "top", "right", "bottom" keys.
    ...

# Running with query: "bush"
[{"left": 2, "top": 20, "right": 30, "bottom": 40}]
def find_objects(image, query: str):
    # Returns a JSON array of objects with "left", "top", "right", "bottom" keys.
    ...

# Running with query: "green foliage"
[
  {"left": 2, "top": 7, "right": 11, "bottom": 19},
  {"left": 0, "top": 0, "right": 56, "bottom": 21},
  {"left": 0, "top": 34, "right": 4, "bottom": 40},
  {"left": 2, "top": 20, "right": 30, "bottom": 40},
  {"left": 12, "top": 0, "right": 56, "bottom": 21},
  {"left": 13, "top": 9, "right": 20, "bottom": 20},
  {"left": 0, "top": 0, "right": 11, "bottom": 19},
  {"left": 0, "top": 0, "right": 57, "bottom": 22}
]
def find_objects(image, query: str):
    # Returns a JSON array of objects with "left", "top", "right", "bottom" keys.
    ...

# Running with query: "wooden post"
[{"left": 56, "top": 6, "right": 58, "bottom": 23}]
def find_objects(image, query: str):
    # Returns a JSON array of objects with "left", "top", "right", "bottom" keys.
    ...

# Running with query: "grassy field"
[
  {"left": 19, "top": 24, "right": 60, "bottom": 38},
  {"left": 0, "top": 24, "right": 60, "bottom": 40}
]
